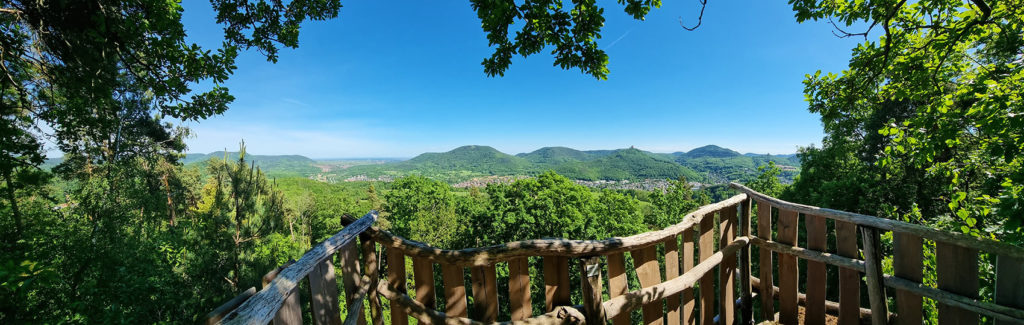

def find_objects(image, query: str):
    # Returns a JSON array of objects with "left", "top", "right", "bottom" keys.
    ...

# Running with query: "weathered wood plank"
[
  {"left": 665, "top": 236, "right": 681, "bottom": 325},
  {"left": 699, "top": 212, "right": 716, "bottom": 325},
  {"left": 607, "top": 252, "right": 630, "bottom": 325},
  {"left": 341, "top": 240, "right": 366, "bottom": 325},
  {"left": 378, "top": 279, "right": 586, "bottom": 325},
  {"left": 412, "top": 256, "right": 436, "bottom": 324},
  {"left": 633, "top": 245, "right": 664, "bottom": 325},
  {"left": 883, "top": 274, "right": 1024, "bottom": 322},
  {"left": 730, "top": 183, "right": 1024, "bottom": 260},
  {"left": 441, "top": 264, "right": 468, "bottom": 318},
  {"left": 937, "top": 241, "right": 979, "bottom": 325},
  {"left": 995, "top": 256, "right": 1024, "bottom": 325},
  {"left": 220, "top": 212, "right": 375, "bottom": 325},
  {"left": 580, "top": 257, "right": 605, "bottom": 324},
  {"left": 470, "top": 265, "right": 499, "bottom": 322},
  {"left": 309, "top": 258, "right": 343, "bottom": 325},
  {"left": 543, "top": 256, "right": 570, "bottom": 312},
  {"left": 340, "top": 195, "right": 749, "bottom": 267},
  {"left": 776, "top": 209, "right": 799, "bottom": 325},
  {"left": 361, "top": 235, "right": 382, "bottom": 325},
  {"left": 507, "top": 257, "right": 532, "bottom": 321},
  {"left": 386, "top": 248, "right": 409, "bottom": 325},
  {"left": 860, "top": 227, "right": 887, "bottom": 325},
  {"left": 720, "top": 206, "right": 736, "bottom": 325},
  {"left": 750, "top": 237, "right": 865, "bottom": 272},
  {"left": 739, "top": 199, "right": 753, "bottom": 325},
  {"left": 804, "top": 214, "right": 827, "bottom": 325},
  {"left": 602, "top": 237, "right": 751, "bottom": 320},
  {"left": 682, "top": 228, "right": 696, "bottom": 325},
  {"left": 261, "top": 262, "right": 302, "bottom": 325},
  {"left": 206, "top": 287, "right": 257, "bottom": 325},
  {"left": 756, "top": 201, "right": 775, "bottom": 321},
  {"left": 893, "top": 233, "right": 922, "bottom": 325},
  {"left": 835, "top": 220, "right": 860, "bottom": 325}
]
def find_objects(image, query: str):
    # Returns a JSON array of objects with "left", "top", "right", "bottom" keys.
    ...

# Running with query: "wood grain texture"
[
  {"left": 260, "top": 262, "right": 302, "bottom": 325},
  {"left": 441, "top": 264, "right": 468, "bottom": 318},
  {"left": 756, "top": 200, "right": 775, "bottom": 321},
  {"left": 602, "top": 236, "right": 751, "bottom": 320},
  {"left": 205, "top": 287, "right": 256, "bottom": 325},
  {"left": 341, "top": 240, "right": 366, "bottom": 325},
  {"left": 730, "top": 182, "right": 1024, "bottom": 260},
  {"left": 860, "top": 227, "right": 887, "bottom": 325},
  {"left": 937, "top": 241, "right": 979, "bottom": 325},
  {"left": 377, "top": 279, "right": 586, "bottom": 325},
  {"left": 470, "top": 265, "right": 499, "bottom": 322},
  {"left": 719, "top": 207, "right": 736, "bottom": 325},
  {"left": 682, "top": 228, "right": 695, "bottom": 325},
  {"left": 995, "top": 256, "right": 1024, "bottom": 325},
  {"left": 580, "top": 257, "right": 604, "bottom": 324},
  {"left": 738, "top": 199, "right": 753, "bottom": 325},
  {"left": 508, "top": 257, "right": 532, "bottom": 321},
  {"left": 893, "top": 233, "right": 922, "bottom": 325},
  {"left": 341, "top": 195, "right": 749, "bottom": 267},
  {"left": 632, "top": 245, "right": 664, "bottom": 325},
  {"left": 219, "top": 212, "right": 375, "bottom": 325},
  {"left": 543, "top": 256, "right": 570, "bottom": 312},
  {"left": 699, "top": 212, "right": 716, "bottom": 325},
  {"left": 835, "top": 220, "right": 860, "bottom": 325},
  {"left": 664, "top": 236, "right": 681, "bottom": 325},
  {"left": 606, "top": 253, "right": 630, "bottom": 325},
  {"left": 412, "top": 256, "right": 436, "bottom": 323},
  {"left": 883, "top": 274, "right": 1024, "bottom": 322},
  {"left": 309, "top": 258, "right": 342, "bottom": 325},
  {"left": 361, "top": 235, "right": 383, "bottom": 325},
  {"left": 776, "top": 209, "right": 799, "bottom": 325},
  {"left": 386, "top": 248, "right": 409, "bottom": 325},
  {"left": 804, "top": 214, "right": 827, "bottom": 325}
]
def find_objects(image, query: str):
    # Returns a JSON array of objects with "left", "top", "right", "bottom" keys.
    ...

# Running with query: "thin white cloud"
[{"left": 604, "top": 30, "right": 632, "bottom": 50}]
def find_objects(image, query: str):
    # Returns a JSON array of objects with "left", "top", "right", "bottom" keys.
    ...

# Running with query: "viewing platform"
[{"left": 206, "top": 183, "right": 1024, "bottom": 325}]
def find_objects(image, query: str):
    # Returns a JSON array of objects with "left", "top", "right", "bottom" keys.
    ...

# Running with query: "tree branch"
[{"left": 678, "top": 0, "right": 707, "bottom": 31}]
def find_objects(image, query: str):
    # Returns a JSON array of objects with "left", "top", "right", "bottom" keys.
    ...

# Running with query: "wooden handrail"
[
  {"left": 729, "top": 182, "right": 1024, "bottom": 260},
  {"left": 218, "top": 211, "right": 377, "bottom": 324},
  {"left": 602, "top": 236, "right": 751, "bottom": 320},
  {"left": 342, "top": 194, "right": 748, "bottom": 266}
]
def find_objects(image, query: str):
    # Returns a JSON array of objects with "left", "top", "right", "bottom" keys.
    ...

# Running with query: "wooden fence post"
[
  {"left": 739, "top": 199, "right": 753, "bottom": 325},
  {"left": 860, "top": 227, "right": 888, "bottom": 325},
  {"left": 580, "top": 256, "right": 605, "bottom": 324}
]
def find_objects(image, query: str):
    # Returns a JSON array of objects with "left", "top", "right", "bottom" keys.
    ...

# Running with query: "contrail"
[{"left": 604, "top": 30, "right": 632, "bottom": 50}]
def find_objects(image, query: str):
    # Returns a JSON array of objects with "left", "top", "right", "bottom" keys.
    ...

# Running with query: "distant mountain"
[
  {"left": 396, "top": 145, "right": 531, "bottom": 174},
  {"left": 184, "top": 151, "right": 320, "bottom": 176},
  {"left": 678, "top": 145, "right": 742, "bottom": 159},
  {"left": 551, "top": 148, "right": 700, "bottom": 181},
  {"left": 517, "top": 147, "right": 601, "bottom": 164}
]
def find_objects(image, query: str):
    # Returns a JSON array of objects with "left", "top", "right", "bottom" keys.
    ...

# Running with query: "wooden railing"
[{"left": 207, "top": 186, "right": 1024, "bottom": 324}]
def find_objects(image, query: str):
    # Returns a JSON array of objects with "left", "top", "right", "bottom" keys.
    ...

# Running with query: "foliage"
[
  {"left": 383, "top": 175, "right": 468, "bottom": 248},
  {"left": 789, "top": 0, "right": 1024, "bottom": 243},
  {"left": 747, "top": 161, "right": 788, "bottom": 198}
]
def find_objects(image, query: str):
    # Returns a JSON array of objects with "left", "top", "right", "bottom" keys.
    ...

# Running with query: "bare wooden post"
[
  {"left": 756, "top": 201, "right": 775, "bottom": 321},
  {"left": 805, "top": 214, "right": 827, "bottom": 325},
  {"left": 776, "top": 209, "right": 799, "bottom": 325},
  {"left": 720, "top": 206, "right": 737, "bottom": 325},
  {"left": 700, "top": 212, "right": 717, "bottom": 325},
  {"left": 682, "top": 228, "right": 696, "bottom": 325},
  {"left": 937, "top": 242, "right": 979, "bottom": 325},
  {"left": 360, "top": 235, "right": 382, "bottom": 325},
  {"left": 340, "top": 241, "right": 366, "bottom": 325},
  {"left": 385, "top": 248, "right": 409, "bottom": 325},
  {"left": 633, "top": 245, "right": 665, "bottom": 325},
  {"left": 543, "top": 256, "right": 570, "bottom": 311},
  {"left": 665, "top": 236, "right": 682, "bottom": 325},
  {"left": 738, "top": 199, "right": 753, "bottom": 325},
  {"left": 441, "top": 264, "right": 468, "bottom": 318},
  {"left": 411, "top": 257, "right": 435, "bottom": 324},
  {"left": 263, "top": 262, "right": 302, "bottom": 325},
  {"left": 309, "top": 257, "right": 342, "bottom": 325},
  {"left": 469, "top": 265, "right": 498, "bottom": 322},
  {"left": 508, "top": 257, "right": 532, "bottom": 321},
  {"left": 607, "top": 253, "right": 631, "bottom": 325},
  {"left": 860, "top": 227, "right": 888, "bottom": 325},
  {"left": 580, "top": 256, "right": 605, "bottom": 324},
  {"left": 835, "top": 220, "right": 860, "bottom": 324},
  {"left": 893, "top": 233, "right": 922, "bottom": 325},
  {"left": 995, "top": 255, "right": 1024, "bottom": 325}
]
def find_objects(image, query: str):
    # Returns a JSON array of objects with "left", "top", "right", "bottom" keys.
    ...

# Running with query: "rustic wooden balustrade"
[{"left": 207, "top": 185, "right": 1024, "bottom": 325}]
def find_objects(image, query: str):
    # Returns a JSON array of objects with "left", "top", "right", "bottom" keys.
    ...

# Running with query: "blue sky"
[{"left": 180, "top": 1, "right": 864, "bottom": 158}]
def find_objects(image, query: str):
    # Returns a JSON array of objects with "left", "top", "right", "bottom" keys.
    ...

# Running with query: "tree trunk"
[{"left": 2, "top": 168, "right": 23, "bottom": 236}]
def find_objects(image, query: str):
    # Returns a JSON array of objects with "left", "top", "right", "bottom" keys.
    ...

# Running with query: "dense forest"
[{"left": 2, "top": 0, "right": 1022, "bottom": 323}]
